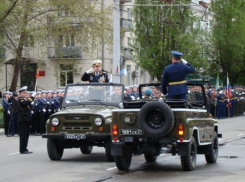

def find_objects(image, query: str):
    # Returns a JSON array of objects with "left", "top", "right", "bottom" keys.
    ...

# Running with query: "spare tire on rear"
[{"left": 138, "top": 102, "right": 174, "bottom": 137}]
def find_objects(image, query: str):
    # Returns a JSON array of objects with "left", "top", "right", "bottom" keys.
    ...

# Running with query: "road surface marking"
[
  {"left": 106, "top": 167, "right": 117, "bottom": 171},
  {"left": 237, "top": 134, "right": 244, "bottom": 137},
  {"left": 8, "top": 152, "right": 20, "bottom": 156}
]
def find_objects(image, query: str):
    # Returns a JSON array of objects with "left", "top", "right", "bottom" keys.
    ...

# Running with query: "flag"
[
  {"left": 120, "top": 68, "right": 127, "bottom": 76},
  {"left": 215, "top": 73, "right": 220, "bottom": 90},
  {"left": 116, "top": 66, "right": 119, "bottom": 75},
  {"left": 227, "top": 73, "right": 231, "bottom": 103}
]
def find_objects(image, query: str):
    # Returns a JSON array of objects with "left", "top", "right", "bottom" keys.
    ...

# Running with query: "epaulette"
[{"left": 102, "top": 71, "right": 107, "bottom": 73}]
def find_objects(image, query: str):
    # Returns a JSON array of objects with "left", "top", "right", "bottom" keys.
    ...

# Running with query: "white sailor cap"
[
  {"left": 18, "top": 86, "right": 28, "bottom": 93},
  {"left": 46, "top": 90, "right": 53, "bottom": 94},
  {"left": 56, "top": 90, "right": 63, "bottom": 93},
  {"left": 91, "top": 59, "right": 102, "bottom": 67},
  {"left": 41, "top": 90, "right": 46, "bottom": 94},
  {"left": 4, "top": 91, "right": 12, "bottom": 95},
  {"left": 36, "top": 92, "right": 41, "bottom": 95}
]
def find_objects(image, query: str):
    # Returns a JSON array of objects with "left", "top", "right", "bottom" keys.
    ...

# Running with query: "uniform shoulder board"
[
  {"left": 102, "top": 71, "right": 107, "bottom": 73},
  {"left": 20, "top": 99, "right": 24, "bottom": 102}
]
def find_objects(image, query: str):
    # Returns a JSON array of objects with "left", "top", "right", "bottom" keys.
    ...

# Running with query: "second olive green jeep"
[
  {"left": 42, "top": 83, "right": 124, "bottom": 162},
  {"left": 111, "top": 83, "right": 222, "bottom": 171}
]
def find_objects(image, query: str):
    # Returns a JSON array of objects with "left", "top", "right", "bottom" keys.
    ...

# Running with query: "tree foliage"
[
  {"left": 208, "top": 0, "right": 245, "bottom": 85},
  {"left": 131, "top": 0, "right": 206, "bottom": 81},
  {"left": 0, "top": 0, "right": 112, "bottom": 91}
]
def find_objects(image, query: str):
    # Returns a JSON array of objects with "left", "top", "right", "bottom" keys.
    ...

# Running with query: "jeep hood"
[{"left": 52, "top": 105, "right": 117, "bottom": 118}]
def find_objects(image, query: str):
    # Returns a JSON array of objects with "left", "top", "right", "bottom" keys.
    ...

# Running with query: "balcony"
[
  {"left": 122, "top": 48, "right": 134, "bottom": 60},
  {"left": 120, "top": 0, "right": 133, "bottom": 4},
  {"left": 0, "top": 48, "right": 5, "bottom": 59},
  {"left": 47, "top": 16, "right": 81, "bottom": 29},
  {"left": 121, "top": 18, "right": 132, "bottom": 32},
  {"left": 47, "top": 46, "right": 82, "bottom": 59}
]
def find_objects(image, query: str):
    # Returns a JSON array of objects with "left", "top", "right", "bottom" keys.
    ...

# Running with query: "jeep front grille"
[
  {"left": 63, "top": 123, "right": 91, "bottom": 130},
  {"left": 64, "top": 116, "right": 90, "bottom": 120}
]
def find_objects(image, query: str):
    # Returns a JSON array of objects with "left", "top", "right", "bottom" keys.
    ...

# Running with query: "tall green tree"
[
  {"left": 1, "top": 0, "right": 112, "bottom": 91},
  {"left": 208, "top": 0, "right": 245, "bottom": 85},
  {"left": 131, "top": 0, "right": 206, "bottom": 81}
]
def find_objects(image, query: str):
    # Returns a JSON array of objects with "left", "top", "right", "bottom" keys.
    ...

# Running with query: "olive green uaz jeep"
[
  {"left": 111, "top": 83, "right": 222, "bottom": 171},
  {"left": 42, "top": 83, "right": 124, "bottom": 162}
]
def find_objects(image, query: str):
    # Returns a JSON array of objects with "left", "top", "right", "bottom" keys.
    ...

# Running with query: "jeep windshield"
[{"left": 62, "top": 83, "right": 124, "bottom": 107}]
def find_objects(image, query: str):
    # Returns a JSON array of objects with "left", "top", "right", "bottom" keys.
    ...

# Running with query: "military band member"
[
  {"left": 39, "top": 90, "right": 47, "bottom": 134},
  {"left": 53, "top": 90, "right": 62, "bottom": 113},
  {"left": 34, "top": 92, "right": 41, "bottom": 133},
  {"left": 161, "top": 51, "right": 195, "bottom": 100},
  {"left": 81, "top": 60, "right": 109, "bottom": 83},
  {"left": 17, "top": 86, "right": 33, "bottom": 154}
]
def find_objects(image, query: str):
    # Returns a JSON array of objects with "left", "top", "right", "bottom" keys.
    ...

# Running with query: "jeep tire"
[
  {"left": 138, "top": 102, "right": 174, "bottom": 137},
  {"left": 80, "top": 146, "right": 93, "bottom": 154},
  {"left": 144, "top": 153, "right": 157, "bottom": 162},
  {"left": 205, "top": 132, "right": 218, "bottom": 163},
  {"left": 115, "top": 147, "right": 132, "bottom": 170},
  {"left": 105, "top": 140, "right": 115, "bottom": 162},
  {"left": 180, "top": 136, "right": 197, "bottom": 171},
  {"left": 47, "top": 138, "right": 64, "bottom": 160}
]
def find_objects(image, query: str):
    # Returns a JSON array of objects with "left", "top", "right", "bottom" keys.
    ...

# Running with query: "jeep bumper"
[{"left": 42, "top": 133, "right": 111, "bottom": 140}]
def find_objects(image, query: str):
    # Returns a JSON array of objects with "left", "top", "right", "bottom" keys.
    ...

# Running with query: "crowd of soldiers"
[
  {"left": 2, "top": 90, "right": 64, "bottom": 136},
  {"left": 207, "top": 87, "right": 245, "bottom": 119}
]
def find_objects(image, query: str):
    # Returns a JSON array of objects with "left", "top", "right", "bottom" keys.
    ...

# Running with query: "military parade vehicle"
[
  {"left": 111, "top": 83, "right": 222, "bottom": 171},
  {"left": 42, "top": 83, "right": 124, "bottom": 162}
]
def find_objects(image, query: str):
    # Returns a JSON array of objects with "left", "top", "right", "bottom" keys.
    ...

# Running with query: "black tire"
[
  {"left": 80, "top": 146, "right": 93, "bottom": 154},
  {"left": 115, "top": 147, "right": 132, "bottom": 170},
  {"left": 144, "top": 153, "right": 157, "bottom": 162},
  {"left": 181, "top": 137, "right": 197, "bottom": 171},
  {"left": 105, "top": 140, "right": 115, "bottom": 162},
  {"left": 47, "top": 138, "right": 64, "bottom": 160},
  {"left": 205, "top": 132, "right": 218, "bottom": 163},
  {"left": 138, "top": 102, "right": 174, "bottom": 137}
]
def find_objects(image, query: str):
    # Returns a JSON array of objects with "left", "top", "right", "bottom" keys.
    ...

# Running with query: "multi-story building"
[{"left": 0, "top": 0, "right": 212, "bottom": 92}]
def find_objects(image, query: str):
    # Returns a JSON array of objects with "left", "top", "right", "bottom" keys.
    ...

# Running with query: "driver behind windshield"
[{"left": 111, "top": 86, "right": 123, "bottom": 102}]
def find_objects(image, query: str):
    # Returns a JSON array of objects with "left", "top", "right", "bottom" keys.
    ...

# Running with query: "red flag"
[{"left": 116, "top": 66, "right": 118, "bottom": 75}]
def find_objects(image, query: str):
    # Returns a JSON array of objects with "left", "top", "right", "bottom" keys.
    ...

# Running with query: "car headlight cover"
[
  {"left": 124, "top": 117, "right": 130, "bottom": 123},
  {"left": 94, "top": 117, "right": 103, "bottom": 126},
  {"left": 51, "top": 118, "right": 59, "bottom": 126}
]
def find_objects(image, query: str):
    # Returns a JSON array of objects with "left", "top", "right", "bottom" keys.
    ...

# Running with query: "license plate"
[
  {"left": 64, "top": 134, "right": 86, "bottom": 139},
  {"left": 120, "top": 129, "right": 143, "bottom": 135}
]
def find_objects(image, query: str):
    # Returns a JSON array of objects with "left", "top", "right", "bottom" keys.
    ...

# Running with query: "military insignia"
[
  {"left": 100, "top": 72, "right": 102, "bottom": 75},
  {"left": 90, "top": 75, "right": 93, "bottom": 80},
  {"left": 21, "top": 100, "right": 24, "bottom": 102}
]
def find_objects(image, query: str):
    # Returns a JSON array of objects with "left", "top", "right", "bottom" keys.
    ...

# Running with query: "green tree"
[
  {"left": 131, "top": 0, "right": 206, "bottom": 81},
  {"left": 0, "top": 0, "right": 19, "bottom": 23},
  {"left": 208, "top": 0, "right": 245, "bottom": 85},
  {"left": 0, "top": 0, "right": 112, "bottom": 91}
]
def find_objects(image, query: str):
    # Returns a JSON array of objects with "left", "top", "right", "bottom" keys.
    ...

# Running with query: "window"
[
  {"left": 128, "top": 38, "right": 131, "bottom": 48},
  {"left": 60, "top": 64, "right": 73, "bottom": 87},
  {"left": 127, "top": 8, "right": 132, "bottom": 19},
  {"left": 57, "top": 35, "right": 75, "bottom": 47},
  {"left": 23, "top": 35, "right": 34, "bottom": 47},
  {"left": 127, "top": 65, "right": 131, "bottom": 85}
]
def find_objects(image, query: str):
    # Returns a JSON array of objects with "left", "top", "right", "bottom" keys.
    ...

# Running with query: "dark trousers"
[
  {"left": 34, "top": 111, "right": 40, "bottom": 133},
  {"left": 19, "top": 122, "right": 30, "bottom": 153},
  {"left": 168, "top": 94, "right": 187, "bottom": 100},
  {"left": 4, "top": 111, "right": 10, "bottom": 135},
  {"left": 40, "top": 112, "right": 47, "bottom": 134},
  {"left": 10, "top": 114, "right": 18, "bottom": 135}
]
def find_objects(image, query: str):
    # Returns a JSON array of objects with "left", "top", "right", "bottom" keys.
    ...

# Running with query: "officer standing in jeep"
[
  {"left": 81, "top": 60, "right": 109, "bottom": 83},
  {"left": 161, "top": 51, "right": 195, "bottom": 100}
]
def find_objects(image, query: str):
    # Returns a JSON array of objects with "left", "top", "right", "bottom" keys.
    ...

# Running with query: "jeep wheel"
[
  {"left": 138, "top": 102, "right": 174, "bottom": 137},
  {"left": 205, "top": 132, "right": 218, "bottom": 163},
  {"left": 80, "top": 146, "right": 93, "bottom": 154},
  {"left": 115, "top": 147, "right": 132, "bottom": 170},
  {"left": 144, "top": 153, "right": 157, "bottom": 162},
  {"left": 181, "top": 137, "right": 197, "bottom": 171},
  {"left": 105, "top": 140, "right": 115, "bottom": 162},
  {"left": 47, "top": 138, "right": 64, "bottom": 160}
]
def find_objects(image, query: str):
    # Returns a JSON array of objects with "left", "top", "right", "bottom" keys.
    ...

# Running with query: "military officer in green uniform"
[
  {"left": 81, "top": 60, "right": 109, "bottom": 83},
  {"left": 17, "top": 86, "right": 33, "bottom": 154}
]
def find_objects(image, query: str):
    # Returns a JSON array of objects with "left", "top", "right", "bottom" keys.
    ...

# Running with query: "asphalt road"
[{"left": 0, "top": 116, "right": 245, "bottom": 182}]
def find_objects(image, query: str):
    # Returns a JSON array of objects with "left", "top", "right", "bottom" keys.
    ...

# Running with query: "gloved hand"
[
  {"left": 86, "top": 68, "right": 94, "bottom": 74},
  {"left": 181, "top": 58, "right": 188, "bottom": 64}
]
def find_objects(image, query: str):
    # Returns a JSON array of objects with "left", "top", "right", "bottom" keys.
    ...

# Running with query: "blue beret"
[
  {"left": 170, "top": 50, "right": 183, "bottom": 57},
  {"left": 144, "top": 89, "right": 152, "bottom": 96}
]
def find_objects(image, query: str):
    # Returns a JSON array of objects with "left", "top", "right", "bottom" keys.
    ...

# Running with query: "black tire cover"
[{"left": 138, "top": 101, "right": 174, "bottom": 137}]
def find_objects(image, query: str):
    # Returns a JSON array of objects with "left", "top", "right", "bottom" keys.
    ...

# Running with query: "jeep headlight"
[
  {"left": 51, "top": 118, "right": 59, "bottom": 126},
  {"left": 94, "top": 118, "right": 103, "bottom": 126},
  {"left": 124, "top": 117, "right": 130, "bottom": 123}
]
